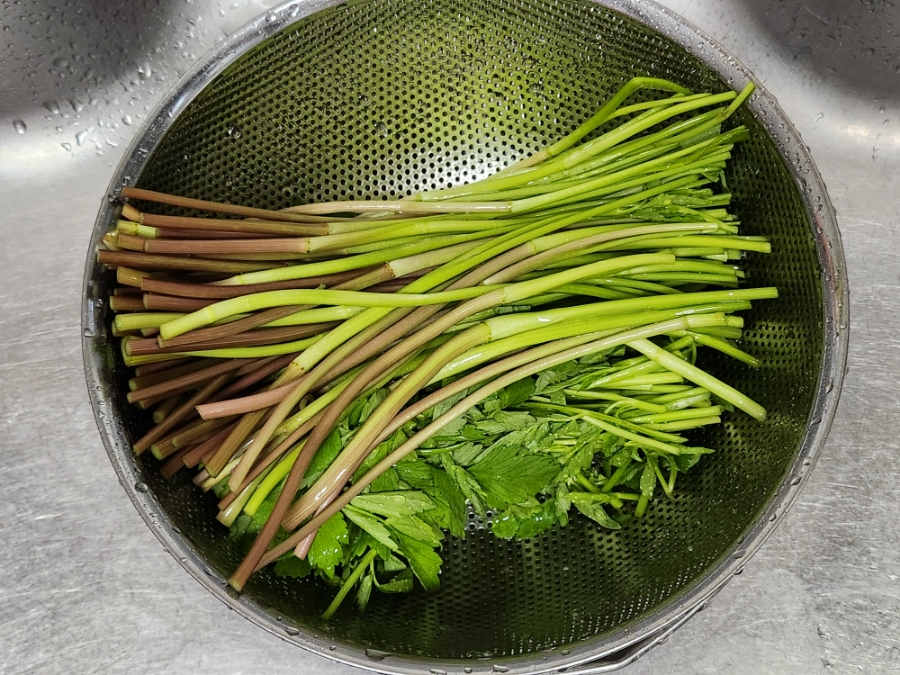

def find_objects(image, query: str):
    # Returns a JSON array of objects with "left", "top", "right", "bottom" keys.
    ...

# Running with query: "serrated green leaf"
[
  {"left": 469, "top": 445, "right": 559, "bottom": 511},
  {"left": 343, "top": 506, "right": 398, "bottom": 550},
  {"left": 374, "top": 568, "right": 414, "bottom": 593},
  {"left": 496, "top": 379, "right": 535, "bottom": 410},
  {"left": 569, "top": 493, "right": 622, "bottom": 530},
  {"left": 351, "top": 491, "right": 436, "bottom": 519},
  {"left": 356, "top": 572, "right": 373, "bottom": 611},
  {"left": 440, "top": 456, "right": 488, "bottom": 518},
  {"left": 302, "top": 429, "right": 342, "bottom": 488},
  {"left": 451, "top": 442, "right": 485, "bottom": 467},
  {"left": 396, "top": 532, "right": 442, "bottom": 592},
  {"left": 381, "top": 555, "right": 407, "bottom": 572},
  {"left": 388, "top": 514, "right": 443, "bottom": 546},
  {"left": 308, "top": 513, "right": 349, "bottom": 580},
  {"left": 274, "top": 555, "right": 312, "bottom": 579},
  {"left": 475, "top": 410, "right": 536, "bottom": 436}
]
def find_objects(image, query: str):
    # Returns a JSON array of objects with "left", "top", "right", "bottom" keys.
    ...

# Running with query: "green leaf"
[
  {"left": 396, "top": 532, "right": 442, "bottom": 592},
  {"left": 440, "top": 456, "right": 488, "bottom": 518},
  {"left": 352, "top": 428, "right": 409, "bottom": 482},
  {"left": 569, "top": 493, "right": 623, "bottom": 530},
  {"left": 302, "top": 428, "right": 343, "bottom": 488},
  {"left": 395, "top": 460, "right": 433, "bottom": 489},
  {"left": 369, "top": 467, "right": 401, "bottom": 492},
  {"left": 374, "top": 568, "right": 414, "bottom": 593},
  {"left": 535, "top": 361, "right": 579, "bottom": 394},
  {"left": 356, "top": 572, "right": 373, "bottom": 611},
  {"left": 387, "top": 514, "right": 443, "bottom": 547},
  {"left": 496, "top": 379, "right": 536, "bottom": 410},
  {"left": 431, "top": 414, "right": 468, "bottom": 438},
  {"left": 343, "top": 506, "right": 398, "bottom": 550},
  {"left": 469, "top": 445, "right": 559, "bottom": 511},
  {"left": 450, "top": 442, "right": 485, "bottom": 467},
  {"left": 640, "top": 459, "right": 657, "bottom": 500},
  {"left": 308, "top": 513, "right": 349, "bottom": 580},
  {"left": 351, "top": 491, "right": 436, "bottom": 519},
  {"left": 475, "top": 410, "right": 536, "bottom": 436},
  {"left": 274, "top": 555, "right": 312, "bottom": 578},
  {"left": 431, "top": 467, "right": 468, "bottom": 538},
  {"left": 382, "top": 555, "right": 407, "bottom": 572},
  {"left": 491, "top": 500, "right": 556, "bottom": 540}
]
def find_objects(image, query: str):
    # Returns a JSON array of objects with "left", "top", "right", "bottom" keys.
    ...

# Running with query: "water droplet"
[
  {"left": 560, "top": 649, "right": 571, "bottom": 656},
  {"left": 492, "top": 666, "right": 510, "bottom": 673},
  {"left": 733, "top": 550, "right": 745, "bottom": 559},
  {"left": 61, "top": 142, "right": 72, "bottom": 151},
  {"left": 43, "top": 99, "right": 60, "bottom": 114},
  {"left": 53, "top": 57, "right": 69, "bottom": 68},
  {"left": 872, "top": 146, "right": 878, "bottom": 161},
  {"left": 429, "top": 669, "right": 446, "bottom": 675},
  {"left": 138, "top": 63, "right": 152, "bottom": 80},
  {"left": 734, "top": 566, "right": 744, "bottom": 575},
  {"left": 883, "top": 119, "right": 890, "bottom": 126},
  {"left": 75, "top": 129, "right": 90, "bottom": 146},
  {"left": 106, "top": 139, "right": 118, "bottom": 147},
  {"left": 134, "top": 482, "right": 148, "bottom": 492},
  {"left": 89, "top": 97, "right": 100, "bottom": 106},
  {"left": 879, "top": 106, "right": 886, "bottom": 114},
  {"left": 464, "top": 670, "right": 473, "bottom": 674},
  {"left": 55, "top": 126, "right": 63, "bottom": 133},
  {"left": 122, "top": 114, "right": 133, "bottom": 126},
  {"left": 12, "top": 119, "right": 26, "bottom": 134},
  {"left": 769, "top": 513, "right": 777, "bottom": 522},
  {"left": 791, "top": 476, "right": 802, "bottom": 486},
  {"left": 814, "top": 112, "right": 823, "bottom": 122},
  {"left": 226, "top": 123, "right": 242, "bottom": 139},
  {"left": 284, "top": 626, "right": 299, "bottom": 636},
  {"left": 70, "top": 98, "right": 84, "bottom": 112}
]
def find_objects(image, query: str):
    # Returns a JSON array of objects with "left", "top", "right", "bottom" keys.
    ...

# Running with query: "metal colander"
[{"left": 81, "top": 0, "right": 847, "bottom": 672}]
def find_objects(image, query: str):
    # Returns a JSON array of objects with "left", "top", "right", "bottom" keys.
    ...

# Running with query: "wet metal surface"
[{"left": 0, "top": 1, "right": 897, "bottom": 673}]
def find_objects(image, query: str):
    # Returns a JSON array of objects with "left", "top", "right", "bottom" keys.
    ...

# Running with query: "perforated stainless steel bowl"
[{"left": 82, "top": 0, "right": 848, "bottom": 672}]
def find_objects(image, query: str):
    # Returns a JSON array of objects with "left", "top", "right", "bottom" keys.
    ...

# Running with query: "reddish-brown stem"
[
  {"left": 216, "top": 413, "right": 323, "bottom": 511},
  {"left": 98, "top": 250, "right": 279, "bottom": 274},
  {"left": 109, "top": 296, "right": 145, "bottom": 312},
  {"left": 143, "top": 238, "right": 309, "bottom": 255},
  {"left": 133, "top": 374, "right": 230, "bottom": 454},
  {"left": 129, "top": 358, "right": 214, "bottom": 392},
  {"left": 121, "top": 187, "right": 326, "bottom": 224},
  {"left": 214, "top": 353, "right": 298, "bottom": 400},
  {"left": 133, "top": 357, "right": 192, "bottom": 377},
  {"left": 127, "top": 358, "right": 255, "bottom": 404},
  {"left": 160, "top": 445, "right": 194, "bottom": 478},
  {"left": 128, "top": 324, "right": 334, "bottom": 356},
  {"left": 154, "top": 228, "right": 275, "bottom": 240},
  {"left": 182, "top": 424, "right": 236, "bottom": 468},
  {"left": 143, "top": 294, "right": 215, "bottom": 312},
  {"left": 172, "top": 417, "right": 234, "bottom": 449},
  {"left": 140, "top": 267, "right": 376, "bottom": 299},
  {"left": 158, "top": 305, "right": 311, "bottom": 348},
  {"left": 133, "top": 211, "right": 327, "bottom": 236},
  {"left": 205, "top": 409, "right": 267, "bottom": 477}
]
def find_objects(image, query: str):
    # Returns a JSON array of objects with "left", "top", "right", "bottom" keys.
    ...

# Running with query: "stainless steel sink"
[{"left": 1, "top": 1, "right": 897, "bottom": 673}]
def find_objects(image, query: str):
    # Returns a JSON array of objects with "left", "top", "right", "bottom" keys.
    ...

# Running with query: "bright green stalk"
[
  {"left": 159, "top": 285, "right": 500, "bottom": 341},
  {"left": 266, "top": 306, "right": 364, "bottom": 327},
  {"left": 114, "top": 312, "right": 183, "bottom": 332},
  {"left": 321, "top": 549, "right": 377, "bottom": 620},
  {"left": 243, "top": 441, "right": 305, "bottom": 517},
  {"left": 627, "top": 337, "right": 766, "bottom": 421}
]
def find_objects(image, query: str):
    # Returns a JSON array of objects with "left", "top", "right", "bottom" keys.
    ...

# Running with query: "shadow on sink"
[{"left": 739, "top": 0, "right": 900, "bottom": 101}]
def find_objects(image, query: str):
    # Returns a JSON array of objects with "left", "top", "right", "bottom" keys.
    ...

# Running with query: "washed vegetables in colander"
[{"left": 100, "top": 77, "right": 776, "bottom": 617}]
